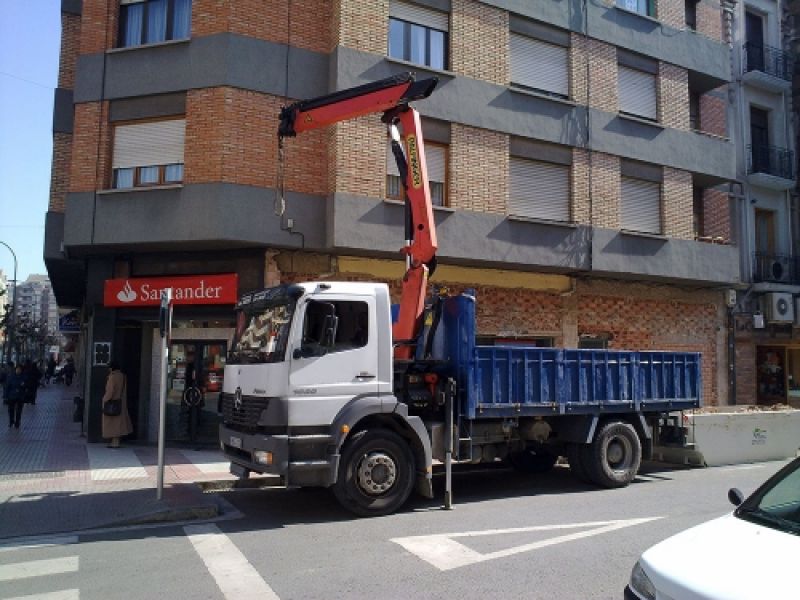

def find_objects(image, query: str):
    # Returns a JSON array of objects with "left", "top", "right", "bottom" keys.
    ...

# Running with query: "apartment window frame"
[
  {"left": 685, "top": 0, "right": 698, "bottom": 30},
  {"left": 386, "top": 139, "right": 449, "bottom": 207},
  {"left": 616, "top": 0, "right": 656, "bottom": 18},
  {"left": 111, "top": 116, "right": 186, "bottom": 190},
  {"left": 508, "top": 142, "right": 572, "bottom": 223},
  {"left": 118, "top": 0, "right": 192, "bottom": 49},
  {"left": 388, "top": 2, "right": 449, "bottom": 70},
  {"left": 617, "top": 52, "right": 658, "bottom": 122},
  {"left": 620, "top": 161, "right": 663, "bottom": 235}
]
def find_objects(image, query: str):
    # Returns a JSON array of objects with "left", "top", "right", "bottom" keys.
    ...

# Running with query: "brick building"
[{"left": 45, "top": 0, "right": 738, "bottom": 444}]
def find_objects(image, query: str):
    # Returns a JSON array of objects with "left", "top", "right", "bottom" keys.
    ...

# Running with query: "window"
[
  {"left": 387, "top": 140, "right": 448, "bottom": 207},
  {"left": 689, "top": 91, "right": 701, "bottom": 130},
  {"left": 509, "top": 157, "right": 571, "bottom": 222},
  {"left": 302, "top": 300, "right": 369, "bottom": 354},
  {"left": 621, "top": 175, "right": 661, "bottom": 234},
  {"left": 388, "top": 1, "right": 448, "bottom": 70},
  {"left": 616, "top": 0, "right": 655, "bottom": 17},
  {"left": 112, "top": 118, "right": 185, "bottom": 189},
  {"left": 119, "top": 0, "right": 192, "bottom": 48},
  {"left": 618, "top": 64, "right": 657, "bottom": 121},
  {"left": 692, "top": 186, "right": 705, "bottom": 238},
  {"left": 510, "top": 33, "right": 569, "bottom": 98},
  {"left": 685, "top": 0, "right": 698, "bottom": 30},
  {"left": 579, "top": 335, "right": 610, "bottom": 350}
]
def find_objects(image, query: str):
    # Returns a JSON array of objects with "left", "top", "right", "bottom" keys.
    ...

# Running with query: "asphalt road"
[{"left": 0, "top": 459, "right": 791, "bottom": 600}]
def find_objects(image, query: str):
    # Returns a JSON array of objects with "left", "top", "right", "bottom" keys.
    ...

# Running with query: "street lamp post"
[{"left": 0, "top": 241, "right": 18, "bottom": 365}]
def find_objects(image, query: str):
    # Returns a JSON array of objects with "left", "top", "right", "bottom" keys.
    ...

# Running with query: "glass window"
[
  {"left": 165, "top": 163, "right": 184, "bottom": 182},
  {"left": 388, "top": 18, "right": 448, "bottom": 70},
  {"left": 114, "top": 168, "right": 135, "bottom": 189},
  {"left": 139, "top": 165, "right": 160, "bottom": 184},
  {"left": 386, "top": 140, "right": 447, "bottom": 206},
  {"left": 617, "top": 0, "right": 655, "bottom": 17},
  {"left": 118, "top": 0, "right": 192, "bottom": 49},
  {"left": 112, "top": 118, "right": 185, "bottom": 189},
  {"left": 302, "top": 300, "right": 369, "bottom": 354}
]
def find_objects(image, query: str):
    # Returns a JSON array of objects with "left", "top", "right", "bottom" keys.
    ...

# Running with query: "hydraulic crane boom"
[{"left": 278, "top": 73, "right": 439, "bottom": 359}]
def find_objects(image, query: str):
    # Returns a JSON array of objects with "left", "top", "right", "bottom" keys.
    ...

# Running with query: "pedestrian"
[
  {"left": 23, "top": 360, "right": 41, "bottom": 405},
  {"left": 63, "top": 359, "right": 75, "bottom": 386},
  {"left": 102, "top": 361, "right": 133, "bottom": 448},
  {"left": 45, "top": 357, "right": 56, "bottom": 385},
  {"left": 4, "top": 364, "right": 26, "bottom": 429}
]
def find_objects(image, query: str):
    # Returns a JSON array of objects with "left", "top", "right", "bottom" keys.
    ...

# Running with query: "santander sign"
[{"left": 104, "top": 274, "right": 239, "bottom": 307}]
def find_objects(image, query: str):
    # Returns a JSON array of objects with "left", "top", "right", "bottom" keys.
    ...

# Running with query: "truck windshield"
[{"left": 228, "top": 288, "right": 298, "bottom": 364}]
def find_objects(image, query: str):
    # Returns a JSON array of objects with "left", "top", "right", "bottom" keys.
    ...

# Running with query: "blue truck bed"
[{"left": 436, "top": 293, "right": 702, "bottom": 420}]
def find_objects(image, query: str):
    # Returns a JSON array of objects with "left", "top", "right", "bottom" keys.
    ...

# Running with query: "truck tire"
[
  {"left": 566, "top": 443, "right": 591, "bottom": 483},
  {"left": 508, "top": 448, "right": 558, "bottom": 473},
  {"left": 582, "top": 421, "right": 642, "bottom": 488},
  {"left": 333, "top": 428, "right": 415, "bottom": 517}
]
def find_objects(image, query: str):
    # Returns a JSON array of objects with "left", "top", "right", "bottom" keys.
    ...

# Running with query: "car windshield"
[
  {"left": 737, "top": 459, "right": 800, "bottom": 536},
  {"left": 228, "top": 287, "right": 298, "bottom": 364}
]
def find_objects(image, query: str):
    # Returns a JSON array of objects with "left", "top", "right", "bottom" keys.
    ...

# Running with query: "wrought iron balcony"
[
  {"left": 748, "top": 144, "right": 794, "bottom": 181},
  {"left": 753, "top": 252, "right": 800, "bottom": 285},
  {"left": 743, "top": 42, "right": 793, "bottom": 82}
]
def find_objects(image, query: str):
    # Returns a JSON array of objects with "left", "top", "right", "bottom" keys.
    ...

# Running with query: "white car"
[{"left": 626, "top": 457, "right": 800, "bottom": 600}]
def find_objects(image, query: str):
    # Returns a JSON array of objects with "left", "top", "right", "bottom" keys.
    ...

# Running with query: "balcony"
[
  {"left": 753, "top": 253, "right": 800, "bottom": 286},
  {"left": 747, "top": 144, "right": 795, "bottom": 190},
  {"left": 742, "top": 42, "right": 793, "bottom": 92}
]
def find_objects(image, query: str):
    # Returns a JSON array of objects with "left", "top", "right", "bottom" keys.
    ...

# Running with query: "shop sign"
[
  {"left": 59, "top": 310, "right": 81, "bottom": 333},
  {"left": 104, "top": 274, "right": 238, "bottom": 307}
]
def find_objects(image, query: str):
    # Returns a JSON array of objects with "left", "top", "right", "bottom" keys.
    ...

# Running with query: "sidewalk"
[{"left": 0, "top": 383, "right": 236, "bottom": 540}]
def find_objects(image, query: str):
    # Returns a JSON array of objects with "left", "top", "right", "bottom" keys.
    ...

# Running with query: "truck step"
[{"left": 289, "top": 460, "right": 330, "bottom": 470}]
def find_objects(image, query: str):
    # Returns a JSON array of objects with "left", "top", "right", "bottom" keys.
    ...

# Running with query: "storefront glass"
[
  {"left": 166, "top": 340, "right": 227, "bottom": 443},
  {"left": 756, "top": 345, "right": 786, "bottom": 405},
  {"left": 785, "top": 348, "right": 800, "bottom": 407}
]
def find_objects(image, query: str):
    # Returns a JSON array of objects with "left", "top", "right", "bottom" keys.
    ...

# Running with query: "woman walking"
[
  {"left": 4, "top": 364, "right": 27, "bottom": 429},
  {"left": 102, "top": 361, "right": 133, "bottom": 448}
]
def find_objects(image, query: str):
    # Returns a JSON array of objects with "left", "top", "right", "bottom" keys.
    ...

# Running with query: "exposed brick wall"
[
  {"left": 735, "top": 341, "right": 756, "bottom": 405},
  {"left": 697, "top": 0, "right": 723, "bottom": 42},
  {"left": 699, "top": 89, "right": 727, "bottom": 137},
  {"left": 335, "top": 0, "right": 388, "bottom": 54},
  {"left": 80, "top": 0, "right": 115, "bottom": 54},
  {"left": 451, "top": 0, "right": 507, "bottom": 84},
  {"left": 655, "top": 0, "right": 684, "bottom": 28},
  {"left": 572, "top": 149, "right": 591, "bottom": 225},
  {"left": 571, "top": 35, "right": 618, "bottom": 110},
  {"left": 569, "top": 33, "right": 588, "bottom": 104},
  {"left": 658, "top": 63, "right": 690, "bottom": 131},
  {"left": 589, "top": 152, "right": 620, "bottom": 229},
  {"left": 192, "top": 0, "right": 332, "bottom": 53},
  {"left": 702, "top": 188, "right": 731, "bottom": 241},
  {"left": 49, "top": 133, "right": 73, "bottom": 212},
  {"left": 69, "top": 102, "right": 111, "bottom": 192},
  {"left": 185, "top": 88, "right": 329, "bottom": 195},
  {"left": 59, "top": 13, "right": 81, "bottom": 89},
  {"left": 328, "top": 117, "right": 385, "bottom": 197},
  {"left": 449, "top": 124, "right": 508, "bottom": 214},
  {"left": 663, "top": 167, "right": 694, "bottom": 239}
]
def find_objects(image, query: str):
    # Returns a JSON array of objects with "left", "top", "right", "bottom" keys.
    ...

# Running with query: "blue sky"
[{"left": 0, "top": 2, "right": 61, "bottom": 283}]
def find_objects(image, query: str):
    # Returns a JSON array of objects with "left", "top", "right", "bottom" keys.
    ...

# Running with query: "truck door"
[{"left": 288, "top": 296, "right": 382, "bottom": 425}]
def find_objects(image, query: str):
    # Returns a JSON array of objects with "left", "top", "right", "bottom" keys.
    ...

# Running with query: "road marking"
[
  {"left": 392, "top": 516, "right": 663, "bottom": 571},
  {"left": 185, "top": 524, "right": 280, "bottom": 600},
  {"left": 0, "top": 557, "right": 80, "bottom": 582},
  {"left": 4, "top": 590, "right": 80, "bottom": 600},
  {"left": 0, "top": 535, "right": 78, "bottom": 553},
  {"left": 86, "top": 445, "right": 147, "bottom": 480}
]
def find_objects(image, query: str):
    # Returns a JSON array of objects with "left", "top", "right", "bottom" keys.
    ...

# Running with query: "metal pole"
[
  {"left": 0, "top": 241, "right": 18, "bottom": 365},
  {"left": 156, "top": 288, "right": 172, "bottom": 500},
  {"left": 443, "top": 378, "right": 454, "bottom": 510}
]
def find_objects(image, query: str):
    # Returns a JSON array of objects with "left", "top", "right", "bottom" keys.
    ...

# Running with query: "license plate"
[{"left": 229, "top": 436, "right": 242, "bottom": 449}]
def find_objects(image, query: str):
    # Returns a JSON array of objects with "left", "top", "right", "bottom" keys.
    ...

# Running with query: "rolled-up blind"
[
  {"left": 618, "top": 65, "right": 657, "bottom": 120},
  {"left": 510, "top": 34, "right": 568, "bottom": 97},
  {"left": 389, "top": 1, "right": 449, "bottom": 30},
  {"left": 113, "top": 119, "right": 185, "bottom": 169},
  {"left": 509, "top": 157, "right": 570, "bottom": 221},
  {"left": 621, "top": 176, "right": 661, "bottom": 233}
]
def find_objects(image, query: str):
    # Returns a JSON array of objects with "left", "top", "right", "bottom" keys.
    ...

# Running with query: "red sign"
[{"left": 104, "top": 274, "right": 239, "bottom": 307}]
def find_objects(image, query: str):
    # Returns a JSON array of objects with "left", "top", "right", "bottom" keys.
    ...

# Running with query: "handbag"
[{"left": 103, "top": 398, "right": 122, "bottom": 416}]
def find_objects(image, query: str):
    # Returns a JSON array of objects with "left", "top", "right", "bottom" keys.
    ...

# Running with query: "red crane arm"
[{"left": 278, "top": 73, "right": 439, "bottom": 360}]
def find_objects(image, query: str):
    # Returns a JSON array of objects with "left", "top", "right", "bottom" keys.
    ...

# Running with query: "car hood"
[{"left": 640, "top": 513, "right": 798, "bottom": 600}]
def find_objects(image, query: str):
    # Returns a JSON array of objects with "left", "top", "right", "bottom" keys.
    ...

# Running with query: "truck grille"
[{"left": 221, "top": 393, "right": 271, "bottom": 430}]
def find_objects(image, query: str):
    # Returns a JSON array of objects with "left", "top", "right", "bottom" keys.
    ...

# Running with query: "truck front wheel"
[
  {"left": 333, "top": 429, "right": 415, "bottom": 517},
  {"left": 582, "top": 421, "right": 642, "bottom": 488}
]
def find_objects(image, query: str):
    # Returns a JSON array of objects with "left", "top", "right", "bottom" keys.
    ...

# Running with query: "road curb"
[
  {"left": 91, "top": 503, "right": 220, "bottom": 529},
  {"left": 198, "top": 476, "right": 283, "bottom": 493}
]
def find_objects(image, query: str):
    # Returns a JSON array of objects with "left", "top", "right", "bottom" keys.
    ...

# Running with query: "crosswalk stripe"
[
  {"left": 0, "top": 557, "right": 79, "bottom": 582},
  {"left": 86, "top": 445, "right": 147, "bottom": 481},
  {"left": 184, "top": 524, "right": 280, "bottom": 600},
  {"left": 0, "top": 536, "right": 78, "bottom": 554},
  {"left": 4, "top": 590, "right": 80, "bottom": 600}
]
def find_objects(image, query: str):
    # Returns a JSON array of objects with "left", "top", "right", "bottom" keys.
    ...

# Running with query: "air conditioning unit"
[
  {"left": 767, "top": 257, "right": 792, "bottom": 282},
  {"left": 765, "top": 292, "right": 794, "bottom": 323}
]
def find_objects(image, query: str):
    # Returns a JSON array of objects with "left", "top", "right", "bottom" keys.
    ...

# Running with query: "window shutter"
[
  {"left": 113, "top": 119, "right": 186, "bottom": 169},
  {"left": 390, "top": 0, "right": 449, "bottom": 31},
  {"left": 621, "top": 177, "right": 661, "bottom": 233},
  {"left": 119, "top": 0, "right": 144, "bottom": 4},
  {"left": 426, "top": 144, "right": 446, "bottom": 185},
  {"left": 618, "top": 66, "right": 657, "bottom": 120},
  {"left": 509, "top": 158, "right": 570, "bottom": 222},
  {"left": 510, "top": 34, "right": 569, "bottom": 97},
  {"left": 387, "top": 140, "right": 401, "bottom": 177}
]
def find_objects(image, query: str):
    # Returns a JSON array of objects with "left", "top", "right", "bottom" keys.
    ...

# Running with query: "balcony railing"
[
  {"left": 743, "top": 42, "right": 793, "bottom": 81},
  {"left": 748, "top": 144, "right": 795, "bottom": 180},
  {"left": 753, "top": 252, "right": 800, "bottom": 284}
]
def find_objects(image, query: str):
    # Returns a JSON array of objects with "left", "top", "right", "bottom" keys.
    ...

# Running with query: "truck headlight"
[
  {"left": 629, "top": 561, "right": 656, "bottom": 600},
  {"left": 253, "top": 450, "right": 273, "bottom": 466}
]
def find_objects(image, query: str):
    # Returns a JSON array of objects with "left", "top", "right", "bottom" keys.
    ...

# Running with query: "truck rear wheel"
[
  {"left": 333, "top": 428, "right": 415, "bottom": 517},
  {"left": 582, "top": 421, "right": 641, "bottom": 488}
]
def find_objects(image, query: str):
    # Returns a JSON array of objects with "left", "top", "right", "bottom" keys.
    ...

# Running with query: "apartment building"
[
  {"left": 726, "top": 0, "right": 799, "bottom": 406},
  {"left": 45, "top": 0, "right": 738, "bottom": 444}
]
